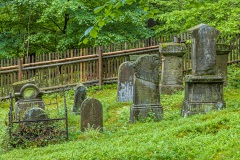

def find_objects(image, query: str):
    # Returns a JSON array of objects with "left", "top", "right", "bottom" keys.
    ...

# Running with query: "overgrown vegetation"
[{"left": 0, "top": 64, "right": 240, "bottom": 159}]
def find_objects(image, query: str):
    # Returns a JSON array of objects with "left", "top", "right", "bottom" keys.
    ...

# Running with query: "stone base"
[
  {"left": 182, "top": 75, "right": 225, "bottom": 117},
  {"left": 181, "top": 101, "right": 226, "bottom": 117},
  {"left": 130, "top": 104, "right": 163, "bottom": 123},
  {"left": 160, "top": 84, "right": 183, "bottom": 95}
]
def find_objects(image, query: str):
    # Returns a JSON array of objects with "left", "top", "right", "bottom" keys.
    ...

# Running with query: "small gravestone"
[
  {"left": 81, "top": 98, "right": 103, "bottom": 132},
  {"left": 72, "top": 84, "right": 87, "bottom": 114},
  {"left": 159, "top": 43, "right": 186, "bottom": 94},
  {"left": 23, "top": 107, "right": 48, "bottom": 121},
  {"left": 130, "top": 54, "right": 163, "bottom": 123},
  {"left": 216, "top": 44, "right": 231, "bottom": 86},
  {"left": 117, "top": 62, "right": 134, "bottom": 102},
  {"left": 182, "top": 24, "right": 225, "bottom": 117}
]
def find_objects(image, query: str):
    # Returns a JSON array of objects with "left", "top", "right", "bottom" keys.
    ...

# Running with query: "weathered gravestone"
[
  {"left": 130, "top": 54, "right": 163, "bottom": 123},
  {"left": 159, "top": 42, "right": 186, "bottom": 94},
  {"left": 72, "top": 84, "right": 87, "bottom": 114},
  {"left": 81, "top": 98, "right": 103, "bottom": 132},
  {"left": 15, "top": 83, "right": 45, "bottom": 120},
  {"left": 182, "top": 24, "right": 225, "bottom": 117},
  {"left": 12, "top": 79, "right": 38, "bottom": 101},
  {"left": 216, "top": 44, "right": 231, "bottom": 86},
  {"left": 23, "top": 107, "right": 49, "bottom": 121},
  {"left": 117, "top": 61, "right": 134, "bottom": 102}
]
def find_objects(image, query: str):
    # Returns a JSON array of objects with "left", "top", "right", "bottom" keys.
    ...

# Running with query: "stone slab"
[{"left": 117, "top": 61, "right": 134, "bottom": 102}]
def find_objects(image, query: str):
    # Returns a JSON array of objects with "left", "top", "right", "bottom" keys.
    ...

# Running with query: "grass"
[{"left": 0, "top": 65, "right": 240, "bottom": 159}]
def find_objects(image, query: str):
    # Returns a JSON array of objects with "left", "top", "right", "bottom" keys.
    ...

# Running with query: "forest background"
[{"left": 0, "top": 0, "right": 239, "bottom": 58}]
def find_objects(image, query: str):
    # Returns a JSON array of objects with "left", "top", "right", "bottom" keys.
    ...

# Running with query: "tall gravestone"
[
  {"left": 216, "top": 44, "right": 231, "bottom": 86},
  {"left": 81, "top": 98, "right": 103, "bottom": 132},
  {"left": 72, "top": 84, "right": 87, "bottom": 114},
  {"left": 182, "top": 24, "right": 225, "bottom": 117},
  {"left": 159, "top": 43, "right": 186, "bottom": 94},
  {"left": 130, "top": 54, "right": 163, "bottom": 123},
  {"left": 117, "top": 61, "right": 134, "bottom": 102}
]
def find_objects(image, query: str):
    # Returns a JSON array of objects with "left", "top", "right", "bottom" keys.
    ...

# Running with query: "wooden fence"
[{"left": 0, "top": 33, "right": 240, "bottom": 100}]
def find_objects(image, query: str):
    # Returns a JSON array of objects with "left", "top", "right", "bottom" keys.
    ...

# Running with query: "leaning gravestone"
[
  {"left": 159, "top": 42, "right": 186, "bottom": 94},
  {"left": 117, "top": 61, "right": 134, "bottom": 102},
  {"left": 81, "top": 98, "right": 103, "bottom": 132},
  {"left": 72, "top": 84, "right": 87, "bottom": 114},
  {"left": 130, "top": 54, "right": 163, "bottom": 123},
  {"left": 182, "top": 24, "right": 225, "bottom": 117}
]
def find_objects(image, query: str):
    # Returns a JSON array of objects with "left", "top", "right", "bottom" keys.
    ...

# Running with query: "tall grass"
[{"left": 0, "top": 65, "right": 240, "bottom": 159}]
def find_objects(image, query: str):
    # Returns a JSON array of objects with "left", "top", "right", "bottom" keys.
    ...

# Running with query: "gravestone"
[
  {"left": 12, "top": 79, "right": 36, "bottom": 100},
  {"left": 182, "top": 24, "right": 225, "bottom": 117},
  {"left": 81, "top": 98, "right": 103, "bottom": 132},
  {"left": 216, "top": 44, "right": 231, "bottom": 86},
  {"left": 117, "top": 61, "right": 134, "bottom": 102},
  {"left": 189, "top": 24, "right": 219, "bottom": 76},
  {"left": 15, "top": 84, "right": 45, "bottom": 120},
  {"left": 23, "top": 107, "right": 49, "bottom": 121},
  {"left": 159, "top": 42, "right": 186, "bottom": 94},
  {"left": 130, "top": 54, "right": 163, "bottom": 123},
  {"left": 72, "top": 84, "right": 87, "bottom": 114}
]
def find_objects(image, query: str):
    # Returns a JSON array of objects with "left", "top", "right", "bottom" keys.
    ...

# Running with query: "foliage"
[
  {"left": 0, "top": 65, "right": 240, "bottom": 159},
  {"left": 0, "top": 0, "right": 154, "bottom": 58}
]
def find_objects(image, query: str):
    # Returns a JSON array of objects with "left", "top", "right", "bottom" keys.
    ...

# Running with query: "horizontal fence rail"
[{"left": 0, "top": 33, "right": 240, "bottom": 100}]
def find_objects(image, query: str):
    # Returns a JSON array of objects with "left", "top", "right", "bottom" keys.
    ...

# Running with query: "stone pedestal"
[
  {"left": 182, "top": 24, "right": 225, "bottom": 116},
  {"left": 159, "top": 43, "right": 186, "bottom": 94},
  {"left": 181, "top": 75, "right": 225, "bottom": 117},
  {"left": 130, "top": 54, "right": 163, "bottom": 123},
  {"left": 216, "top": 44, "right": 231, "bottom": 86}
]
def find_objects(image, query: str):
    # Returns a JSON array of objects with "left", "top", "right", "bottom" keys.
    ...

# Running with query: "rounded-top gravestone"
[
  {"left": 80, "top": 98, "right": 103, "bottom": 132},
  {"left": 20, "top": 84, "right": 40, "bottom": 100},
  {"left": 23, "top": 107, "right": 48, "bottom": 121},
  {"left": 72, "top": 84, "right": 87, "bottom": 114},
  {"left": 117, "top": 61, "right": 134, "bottom": 102}
]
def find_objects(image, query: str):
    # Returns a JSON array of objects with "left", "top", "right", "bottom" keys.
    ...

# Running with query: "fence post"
[
  {"left": 70, "top": 50, "right": 74, "bottom": 84},
  {"left": 18, "top": 58, "right": 23, "bottom": 81},
  {"left": 98, "top": 47, "right": 103, "bottom": 88}
]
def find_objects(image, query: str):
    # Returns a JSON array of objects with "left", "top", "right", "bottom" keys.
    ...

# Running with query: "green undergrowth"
[{"left": 0, "top": 65, "right": 240, "bottom": 159}]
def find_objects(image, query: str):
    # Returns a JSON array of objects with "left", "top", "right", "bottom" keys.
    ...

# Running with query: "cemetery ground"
[{"left": 0, "top": 65, "right": 240, "bottom": 160}]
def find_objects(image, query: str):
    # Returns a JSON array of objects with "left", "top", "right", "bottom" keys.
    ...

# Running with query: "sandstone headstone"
[
  {"left": 188, "top": 23, "right": 219, "bottom": 75},
  {"left": 72, "top": 84, "right": 87, "bottom": 114},
  {"left": 216, "top": 44, "right": 231, "bottom": 86},
  {"left": 81, "top": 98, "right": 103, "bottom": 132},
  {"left": 117, "top": 62, "right": 134, "bottom": 102},
  {"left": 130, "top": 54, "right": 163, "bottom": 123},
  {"left": 182, "top": 24, "right": 225, "bottom": 116},
  {"left": 159, "top": 43, "right": 186, "bottom": 94}
]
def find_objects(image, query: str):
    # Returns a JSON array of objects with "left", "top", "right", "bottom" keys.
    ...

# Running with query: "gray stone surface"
[
  {"left": 216, "top": 44, "right": 231, "bottom": 86},
  {"left": 72, "top": 84, "right": 87, "bottom": 114},
  {"left": 81, "top": 98, "right": 103, "bottom": 132},
  {"left": 182, "top": 75, "right": 225, "bottom": 116},
  {"left": 159, "top": 43, "right": 186, "bottom": 94},
  {"left": 117, "top": 61, "right": 134, "bottom": 102},
  {"left": 23, "top": 107, "right": 48, "bottom": 121},
  {"left": 130, "top": 54, "right": 163, "bottom": 123},
  {"left": 182, "top": 24, "right": 225, "bottom": 116},
  {"left": 188, "top": 24, "right": 219, "bottom": 75}
]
